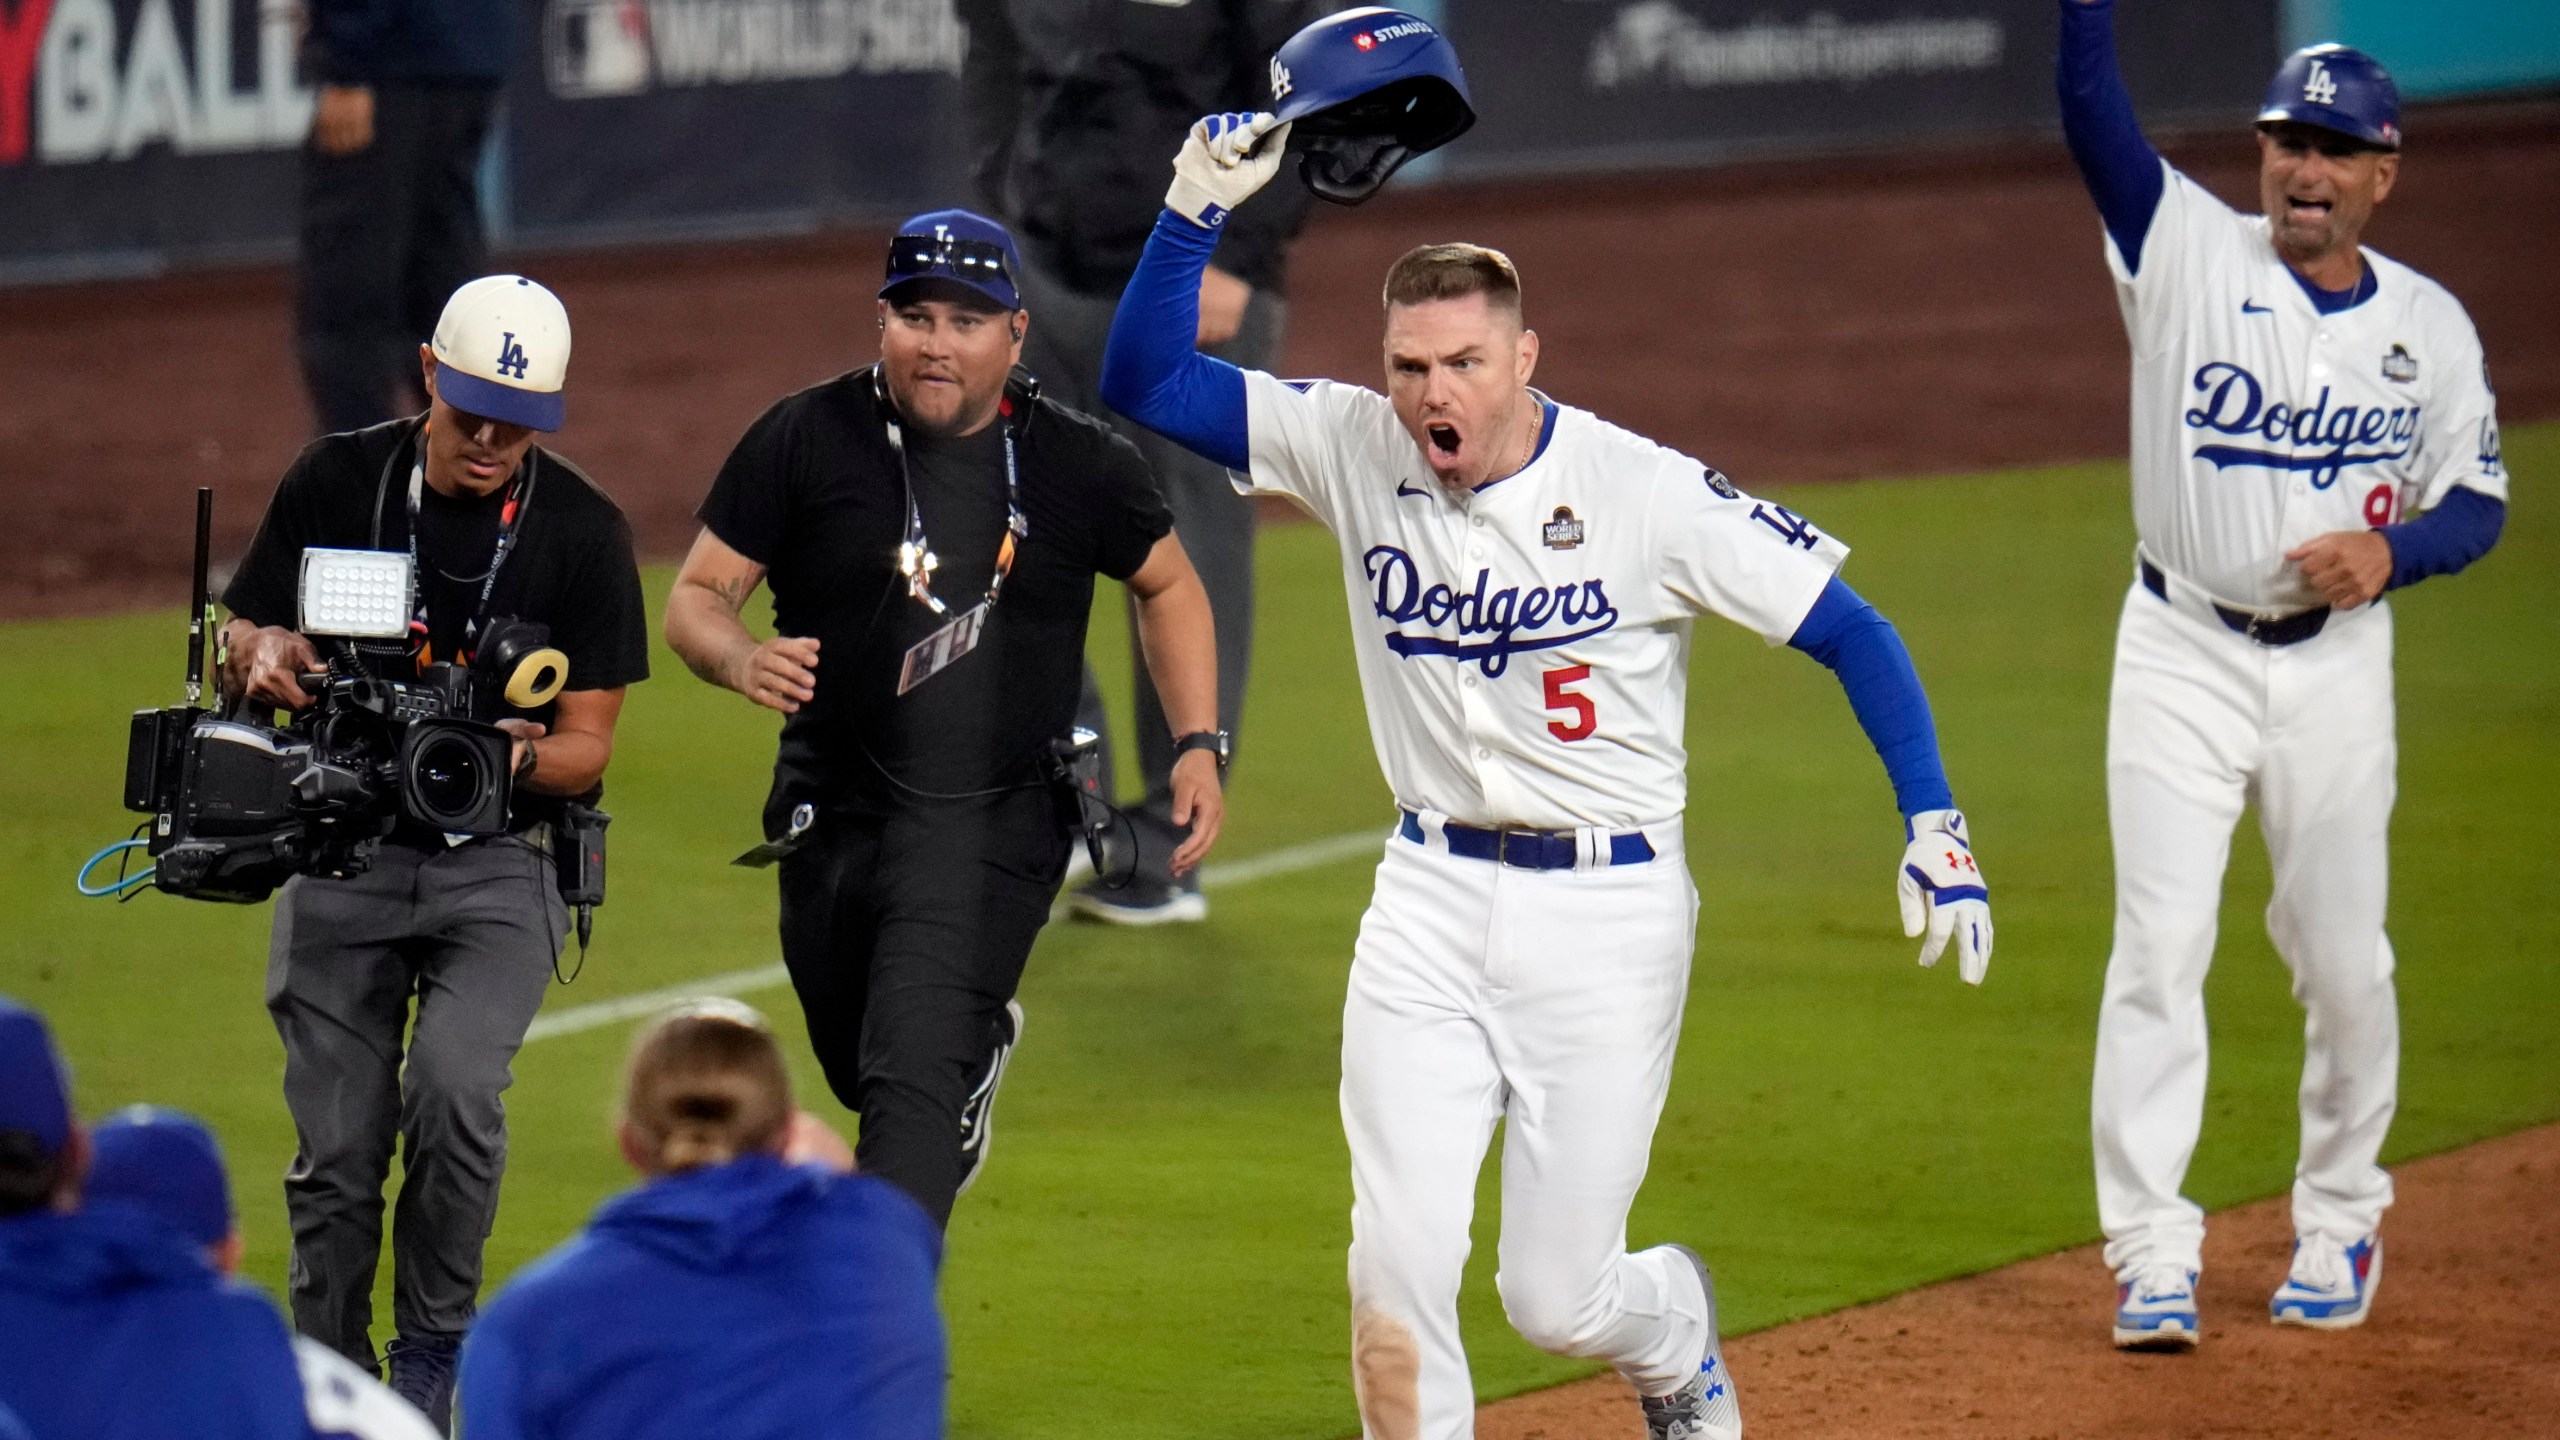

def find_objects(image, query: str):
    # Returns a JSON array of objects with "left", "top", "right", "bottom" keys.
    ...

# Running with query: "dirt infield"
[
  {"left": 1482, "top": 1122, "right": 2560, "bottom": 1440},
  {"left": 1, "top": 101, "right": 2551, "bottom": 621}
]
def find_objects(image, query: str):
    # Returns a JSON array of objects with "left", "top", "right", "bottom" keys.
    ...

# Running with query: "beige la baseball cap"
[{"left": 430, "top": 275, "right": 571, "bottom": 431}]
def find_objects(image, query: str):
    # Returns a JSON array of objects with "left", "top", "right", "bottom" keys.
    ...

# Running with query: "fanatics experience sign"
[{"left": 1449, "top": 0, "right": 2276, "bottom": 175}]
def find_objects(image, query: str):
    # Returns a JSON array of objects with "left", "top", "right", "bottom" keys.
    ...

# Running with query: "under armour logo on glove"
[{"left": 1897, "top": 808, "right": 1993, "bottom": 985}]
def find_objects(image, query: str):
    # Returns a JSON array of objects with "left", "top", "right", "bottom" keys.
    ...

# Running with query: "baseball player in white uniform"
[
  {"left": 2061, "top": 2, "right": 2510, "bottom": 1349},
  {"left": 1102, "top": 109, "right": 1994, "bottom": 1440}
]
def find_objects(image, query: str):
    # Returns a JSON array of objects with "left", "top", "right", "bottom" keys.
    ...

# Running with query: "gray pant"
[
  {"left": 266, "top": 837, "right": 565, "bottom": 1366},
  {"left": 1016, "top": 253, "right": 1281, "bottom": 887}
]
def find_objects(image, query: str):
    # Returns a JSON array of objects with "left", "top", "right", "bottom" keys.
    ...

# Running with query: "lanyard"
[
  {"left": 404, "top": 422, "right": 535, "bottom": 658},
  {"left": 880, "top": 385, "right": 1028, "bottom": 619}
]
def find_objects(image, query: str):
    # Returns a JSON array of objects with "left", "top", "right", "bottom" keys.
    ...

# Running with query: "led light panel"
[{"left": 299, "top": 548, "right": 414, "bottom": 639}]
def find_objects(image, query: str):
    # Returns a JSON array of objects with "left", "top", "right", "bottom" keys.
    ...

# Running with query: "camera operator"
[
  {"left": 664, "top": 211, "right": 1226, "bottom": 1230},
  {"left": 217, "top": 274, "right": 649, "bottom": 1427}
]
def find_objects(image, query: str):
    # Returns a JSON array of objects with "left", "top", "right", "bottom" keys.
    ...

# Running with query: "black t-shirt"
[
  {"left": 222, "top": 418, "right": 652, "bottom": 818},
  {"left": 697, "top": 369, "right": 1172, "bottom": 817}
]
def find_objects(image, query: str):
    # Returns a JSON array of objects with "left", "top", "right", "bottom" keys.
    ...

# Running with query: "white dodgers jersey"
[
  {"left": 1240, "top": 371, "right": 1847, "bottom": 831},
  {"left": 2111, "top": 162, "right": 2507, "bottom": 610}
]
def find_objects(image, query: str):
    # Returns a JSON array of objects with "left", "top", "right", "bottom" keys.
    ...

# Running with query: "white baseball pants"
[
  {"left": 2093, "top": 581, "right": 2399, "bottom": 1278},
  {"left": 1341, "top": 819, "right": 1714, "bottom": 1440}
]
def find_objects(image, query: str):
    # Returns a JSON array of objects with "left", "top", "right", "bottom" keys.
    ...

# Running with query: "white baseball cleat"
[
  {"left": 2112, "top": 1263, "right": 2202, "bottom": 1351},
  {"left": 1642, "top": 1245, "right": 1742, "bottom": 1440},
  {"left": 2270, "top": 1233, "right": 2382, "bottom": 1329}
]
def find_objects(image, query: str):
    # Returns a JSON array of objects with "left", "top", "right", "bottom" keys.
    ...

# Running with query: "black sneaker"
[
  {"left": 955, "top": 1001, "right": 1024, "bottom": 1197},
  {"left": 1065, "top": 875, "right": 1208, "bottom": 926},
  {"left": 386, "top": 1333, "right": 461, "bottom": 1434}
]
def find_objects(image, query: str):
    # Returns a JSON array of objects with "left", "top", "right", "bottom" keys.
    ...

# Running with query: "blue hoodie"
[
  {"left": 0, "top": 1203, "right": 314, "bottom": 1439},
  {"left": 460, "top": 1156, "right": 945, "bottom": 1440}
]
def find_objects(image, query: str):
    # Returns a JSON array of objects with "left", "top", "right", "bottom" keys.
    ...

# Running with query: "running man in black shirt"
[
  {"left": 665, "top": 211, "right": 1226, "bottom": 1227},
  {"left": 221, "top": 275, "right": 649, "bottom": 1427}
]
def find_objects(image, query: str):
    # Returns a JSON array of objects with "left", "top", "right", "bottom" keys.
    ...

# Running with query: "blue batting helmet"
[
  {"left": 1268, "top": 6, "right": 1474, "bottom": 205},
  {"left": 2258, "top": 44, "right": 2401, "bottom": 151}
]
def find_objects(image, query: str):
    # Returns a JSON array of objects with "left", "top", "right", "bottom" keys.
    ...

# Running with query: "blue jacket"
[
  {"left": 460, "top": 1156, "right": 946, "bottom": 1440},
  {"left": 0, "top": 1204, "right": 313, "bottom": 1440},
  {"left": 307, "top": 0, "right": 514, "bottom": 85}
]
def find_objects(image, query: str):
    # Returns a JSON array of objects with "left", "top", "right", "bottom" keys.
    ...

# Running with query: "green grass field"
[{"left": 5, "top": 425, "right": 2553, "bottom": 1438}]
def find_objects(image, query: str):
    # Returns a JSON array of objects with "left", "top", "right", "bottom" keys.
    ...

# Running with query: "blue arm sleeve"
[
  {"left": 2057, "top": 0, "right": 2166, "bottom": 275},
  {"left": 1787, "top": 577, "right": 1956, "bottom": 817},
  {"left": 1100, "top": 212, "right": 1252, "bottom": 472},
  {"left": 2381, "top": 486, "right": 2506, "bottom": 591}
]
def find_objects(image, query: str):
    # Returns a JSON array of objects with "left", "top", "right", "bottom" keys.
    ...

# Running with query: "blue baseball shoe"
[
  {"left": 1642, "top": 1245, "right": 1742, "bottom": 1440},
  {"left": 2270, "top": 1233, "right": 2382, "bottom": 1329},
  {"left": 2112, "top": 1264, "right": 2201, "bottom": 1351}
]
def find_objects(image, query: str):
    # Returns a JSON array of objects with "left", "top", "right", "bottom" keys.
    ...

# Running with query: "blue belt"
[{"left": 1398, "top": 811, "right": 1657, "bottom": 870}]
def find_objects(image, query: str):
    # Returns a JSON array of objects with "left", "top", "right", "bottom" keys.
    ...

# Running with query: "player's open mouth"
[
  {"left": 2285, "top": 195, "right": 2333, "bottom": 220},
  {"left": 1427, "top": 423, "right": 1461, "bottom": 457}
]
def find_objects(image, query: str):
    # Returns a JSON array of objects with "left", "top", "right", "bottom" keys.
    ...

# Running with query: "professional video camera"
[{"left": 115, "top": 490, "right": 570, "bottom": 903}]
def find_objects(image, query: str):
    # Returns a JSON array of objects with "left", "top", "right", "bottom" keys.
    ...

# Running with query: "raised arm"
[
  {"left": 2057, "top": 0, "right": 2168, "bottom": 273},
  {"left": 1101, "top": 113, "right": 1297, "bottom": 470}
]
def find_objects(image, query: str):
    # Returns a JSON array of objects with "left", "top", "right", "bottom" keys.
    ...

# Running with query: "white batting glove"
[
  {"left": 1164, "top": 111, "right": 1292, "bottom": 232},
  {"left": 1897, "top": 808, "right": 1992, "bottom": 985}
]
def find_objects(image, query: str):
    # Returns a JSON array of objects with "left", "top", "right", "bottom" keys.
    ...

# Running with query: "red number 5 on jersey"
[{"left": 1544, "top": 665, "right": 1597, "bottom": 742}]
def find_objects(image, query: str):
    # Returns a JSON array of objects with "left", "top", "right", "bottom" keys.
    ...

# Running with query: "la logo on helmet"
[
  {"left": 2303, "top": 59, "right": 2338, "bottom": 105},
  {"left": 1270, "top": 56, "right": 1294, "bottom": 101}
]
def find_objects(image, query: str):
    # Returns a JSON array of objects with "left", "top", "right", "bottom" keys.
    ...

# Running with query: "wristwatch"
[{"left": 1173, "top": 729, "right": 1232, "bottom": 776}]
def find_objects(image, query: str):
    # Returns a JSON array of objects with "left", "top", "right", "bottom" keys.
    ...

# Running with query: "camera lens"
[{"left": 413, "top": 732, "right": 487, "bottom": 824}]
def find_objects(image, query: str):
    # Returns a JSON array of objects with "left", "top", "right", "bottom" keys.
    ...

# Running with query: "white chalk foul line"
[{"left": 523, "top": 825, "right": 1388, "bottom": 1044}]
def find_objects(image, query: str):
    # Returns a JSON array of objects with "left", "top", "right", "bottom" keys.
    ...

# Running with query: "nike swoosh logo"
[
  {"left": 2241, "top": 299, "right": 2273, "bottom": 314},
  {"left": 1396, "top": 481, "right": 1429, "bottom": 498}
]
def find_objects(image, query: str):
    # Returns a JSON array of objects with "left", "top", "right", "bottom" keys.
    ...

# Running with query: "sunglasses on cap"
[{"left": 885, "top": 235, "right": 1013, "bottom": 288}]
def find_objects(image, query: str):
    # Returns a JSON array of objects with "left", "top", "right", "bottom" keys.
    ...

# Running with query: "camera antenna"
[{"left": 185, "top": 486, "right": 211, "bottom": 705}]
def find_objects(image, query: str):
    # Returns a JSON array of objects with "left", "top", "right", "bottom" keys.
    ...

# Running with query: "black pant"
[
  {"left": 297, "top": 83, "right": 496, "bottom": 436},
  {"left": 775, "top": 788, "right": 1070, "bottom": 1228},
  {"left": 266, "top": 837, "right": 565, "bottom": 1366}
]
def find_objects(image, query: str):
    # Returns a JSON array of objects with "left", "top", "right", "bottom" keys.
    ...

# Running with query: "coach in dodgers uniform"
[
  {"left": 1106, "top": 104, "right": 1994, "bottom": 1440},
  {"left": 2061, "top": 3, "right": 2510, "bottom": 1349}
]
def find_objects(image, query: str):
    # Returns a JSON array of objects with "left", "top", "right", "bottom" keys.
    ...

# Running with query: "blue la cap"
[
  {"left": 881, "top": 209, "right": 1023, "bottom": 312},
  {"left": 0, "top": 997, "right": 72, "bottom": 1166},
  {"left": 87, "top": 1106, "right": 234, "bottom": 1249},
  {"left": 2259, "top": 44, "right": 2401, "bottom": 151}
]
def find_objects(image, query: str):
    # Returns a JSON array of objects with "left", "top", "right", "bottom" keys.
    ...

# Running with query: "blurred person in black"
[
  {"left": 663, "top": 210, "right": 1226, "bottom": 1229},
  {"left": 961, "top": 0, "right": 1326, "bottom": 922},
  {"left": 299, "top": 0, "right": 516, "bottom": 432},
  {"left": 220, "top": 276, "right": 649, "bottom": 1427}
]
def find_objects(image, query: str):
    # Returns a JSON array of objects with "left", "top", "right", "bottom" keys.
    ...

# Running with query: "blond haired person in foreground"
[{"left": 459, "top": 1004, "right": 944, "bottom": 1439}]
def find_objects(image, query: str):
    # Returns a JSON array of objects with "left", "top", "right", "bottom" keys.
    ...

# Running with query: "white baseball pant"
[
  {"left": 2092, "top": 578, "right": 2399, "bottom": 1278},
  {"left": 1341, "top": 815, "right": 1714, "bottom": 1440}
]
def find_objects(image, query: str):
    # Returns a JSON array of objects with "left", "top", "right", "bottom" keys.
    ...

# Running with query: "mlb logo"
[
  {"left": 2380, "top": 344, "right": 2418, "bottom": 384},
  {"left": 1541, "top": 506, "right": 1586, "bottom": 550},
  {"left": 547, "top": 0, "right": 653, "bottom": 99}
]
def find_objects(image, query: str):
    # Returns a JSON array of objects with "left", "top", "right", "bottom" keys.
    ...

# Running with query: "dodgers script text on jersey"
[
  {"left": 2112, "top": 167, "right": 2507, "bottom": 609},
  {"left": 1240, "top": 371, "right": 1848, "bottom": 833}
]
